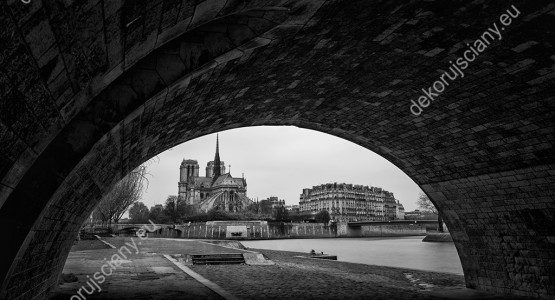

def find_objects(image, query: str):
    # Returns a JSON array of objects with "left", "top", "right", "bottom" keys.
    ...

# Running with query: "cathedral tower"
[
  {"left": 213, "top": 134, "right": 222, "bottom": 178},
  {"left": 179, "top": 159, "right": 199, "bottom": 203},
  {"left": 180, "top": 159, "right": 199, "bottom": 181},
  {"left": 206, "top": 135, "right": 225, "bottom": 177}
]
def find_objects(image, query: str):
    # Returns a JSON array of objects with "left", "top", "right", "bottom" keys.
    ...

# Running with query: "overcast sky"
[{"left": 140, "top": 126, "right": 422, "bottom": 211}]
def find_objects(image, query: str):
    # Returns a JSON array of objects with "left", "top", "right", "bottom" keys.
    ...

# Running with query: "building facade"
[
  {"left": 178, "top": 135, "right": 252, "bottom": 212},
  {"left": 299, "top": 183, "right": 404, "bottom": 222},
  {"left": 395, "top": 200, "right": 405, "bottom": 220},
  {"left": 266, "top": 196, "right": 285, "bottom": 209},
  {"left": 285, "top": 204, "right": 300, "bottom": 213}
]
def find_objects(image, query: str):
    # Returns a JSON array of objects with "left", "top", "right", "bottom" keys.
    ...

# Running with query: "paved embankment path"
[
  {"left": 49, "top": 237, "right": 531, "bottom": 300},
  {"left": 48, "top": 237, "right": 250, "bottom": 300}
]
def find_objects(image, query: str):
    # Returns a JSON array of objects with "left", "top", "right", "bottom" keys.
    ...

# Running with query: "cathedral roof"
[
  {"left": 212, "top": 173, "right": 245, "bottom": 187},
  {"left": 189, "top": 173, "right": 246, "bottom": 189},
  {"left": 191, "top": 177, "right": 213, "bottom": 188}
]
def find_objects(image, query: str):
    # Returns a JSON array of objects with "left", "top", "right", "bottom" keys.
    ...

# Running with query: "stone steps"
[{"left": 190, "top": 253, "right": 245, "bottom": 265}]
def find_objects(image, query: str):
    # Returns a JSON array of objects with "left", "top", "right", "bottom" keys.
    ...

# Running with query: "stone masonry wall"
[
  {"left": 0, "top": 0, "right": 554, "bottom": 299},
  {"left": 115, "top": 223, "right": 425, "bottom": 240},
  {"left": 423, "top": 164, "right": 555, "bottom": 298}
]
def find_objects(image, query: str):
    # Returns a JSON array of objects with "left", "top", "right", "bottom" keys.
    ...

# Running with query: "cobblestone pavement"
[
  {"left": 190, "top": 249, "right": 532, "bottom": 300},
  {"left": 49, "top": 238, "right": 533, "bottom": 300}
]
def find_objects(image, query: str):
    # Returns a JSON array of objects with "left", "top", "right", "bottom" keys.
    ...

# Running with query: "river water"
[{"left": 242, "top": 236, "right": 463, "bottom": 275}]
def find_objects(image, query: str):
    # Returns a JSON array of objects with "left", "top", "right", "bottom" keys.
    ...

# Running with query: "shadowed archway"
[{"left": 0, "top": 0, "right": 554, "bottom": 299}]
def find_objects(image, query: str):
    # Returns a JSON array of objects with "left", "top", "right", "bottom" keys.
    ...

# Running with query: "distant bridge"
[
  {"left": 81, "top": 224, "right": 165, "bottom": 234},
  {"left": 347, "top": 220, "right": 439, "bottom": 227}
]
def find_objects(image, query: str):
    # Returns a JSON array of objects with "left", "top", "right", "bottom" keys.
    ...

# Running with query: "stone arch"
[{"left": 1, "top": 0, "right": 554, "bottom": 299}]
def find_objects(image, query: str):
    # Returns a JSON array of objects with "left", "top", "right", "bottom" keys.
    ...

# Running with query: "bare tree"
[
  {"left": 93, "top": 199, "right": 112, "bottom": 227},
  {"left": 417, "top": 191, "right": 444, "bottom": 232},
  {"left": 93, "top": 165, "right": 150, "bottom": 228}
]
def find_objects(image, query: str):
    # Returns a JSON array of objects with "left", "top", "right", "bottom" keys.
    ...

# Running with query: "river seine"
[{"left": 242, "top": 236, "right": 463, "bottom": 275}]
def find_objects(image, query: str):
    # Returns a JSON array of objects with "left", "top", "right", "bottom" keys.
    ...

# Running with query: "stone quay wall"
[
  {"left": 119, "top": 222, "right": 426, "bottom": 240},
  {"left": 358, "top": 224, "right": 427, "bottom": 237}
]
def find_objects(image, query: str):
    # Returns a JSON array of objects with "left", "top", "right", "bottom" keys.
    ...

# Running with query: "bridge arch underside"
[{"left": 0, "top": 0, "right": 554, "bottom": 299}]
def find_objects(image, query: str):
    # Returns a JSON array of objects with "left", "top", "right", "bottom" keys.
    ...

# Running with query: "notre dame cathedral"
[{"left": 178, "top": 135, "right": 252, "bottom": 212}]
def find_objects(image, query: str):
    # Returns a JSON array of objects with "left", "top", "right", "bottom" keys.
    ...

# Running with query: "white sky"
[{"left": 140, "top": 126, "right": 422, "bottom": 211}]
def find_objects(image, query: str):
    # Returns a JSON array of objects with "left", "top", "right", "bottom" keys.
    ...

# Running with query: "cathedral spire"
[{"left": 213, "top": 134, "right": 221, "bottom": 178}]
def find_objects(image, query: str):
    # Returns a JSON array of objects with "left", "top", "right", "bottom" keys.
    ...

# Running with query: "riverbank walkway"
[{"left": 48, "top": 237, "right": 531, "bottom": 300}]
